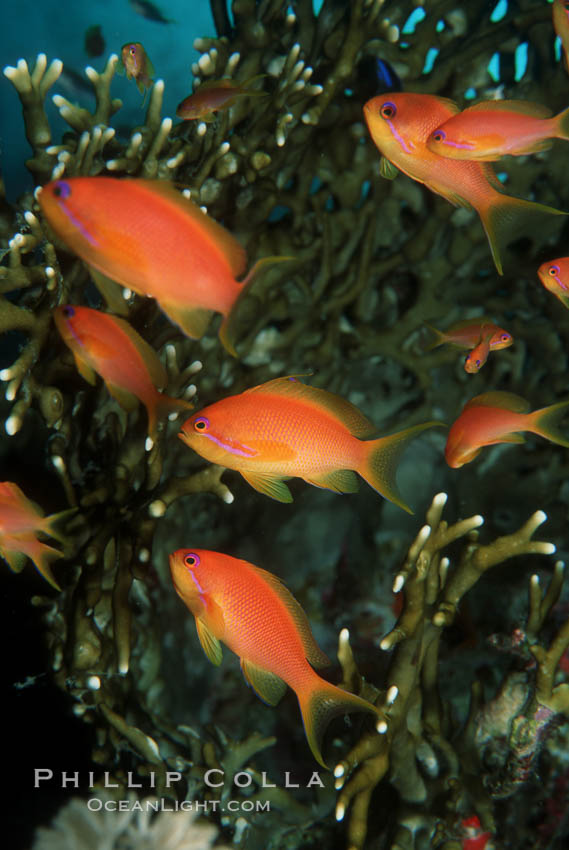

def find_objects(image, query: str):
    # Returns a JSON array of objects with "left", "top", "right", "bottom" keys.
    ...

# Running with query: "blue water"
[{"left": 0, "top": 0, "right": 214, "bottom": 199}]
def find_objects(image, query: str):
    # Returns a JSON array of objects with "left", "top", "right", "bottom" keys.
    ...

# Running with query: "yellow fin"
[
  {"left": 464, "top": 392, "right": 531, "bottom": 413},
  {"left": 160, "top": 302, "right": 213, "bottom": 340},
  {"left": 463, "top": 99, "right": 552, "bottom": 119},
  {"left": 106, "top": 382, "right": 139, "bottom": 412},
  {"left": 110, "top": 314, "right": 167, "bottom": 389},
  {"left": 240, "top": 471, "right": 293, "bottom": 503},
  {"left": 305, "top": 469, "right": 359, "bottom": 494},
  {"left": 196, "top": 617, "right": 223, "bottom": 666},
  {"left": 240, "top": 659, "right": 287, "bottom": 705},
  {"left": 71, "top": 350, "right": 97, "bottom": 385},
  {"left": 87, "top": 265, "right": 129, "bottom": 316}
]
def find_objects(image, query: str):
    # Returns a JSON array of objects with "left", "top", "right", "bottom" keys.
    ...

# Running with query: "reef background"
[{"left": 2, "top": 1, "right": 569, "bottom": 849}]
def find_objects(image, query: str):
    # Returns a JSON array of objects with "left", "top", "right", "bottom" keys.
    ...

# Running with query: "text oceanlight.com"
[{"left": 86, "top": 798, "right": 271, "bottom": 813}]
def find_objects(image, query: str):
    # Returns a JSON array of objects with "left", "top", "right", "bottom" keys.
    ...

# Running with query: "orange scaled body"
[
  {"left": 537, "top": 257, "right": 569, "bottom": 309},
  {"left": 179, "top": 376, "right": 438, "bottom": 510},
  {"left": 363, "top": 92, "right": 566, "bottom": 274},
  {"left": 176, "top": 76, "right": 266, "bottom": 122},
  {"left": 54, "top": 305, "right": 193, "bottom": 447},
  {"left": 445, "top": 392, "right": 569, "bottom": 468},
  {"left": 0, "top": 482, "right": 70, "bottom": 589},
  {"left": 426, "top": 100, "right": 569, "bottom": 161},
  {"left": 169, "top": 548, "right": 379, "bottom": 767},
  {"left": 39, "top": 177, "right": 272, "bottom": 354}
]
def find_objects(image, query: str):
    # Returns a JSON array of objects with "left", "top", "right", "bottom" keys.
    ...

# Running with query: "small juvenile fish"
[
  {"left": 129, "top": 0, "right": 174, "bottom": 24},
  {"left": 464, "top": 329, "right": 495, "bottom": 374},
  {"left": 553, "top": 0, "right": 569, "bottom": 71},
  {"left": 169, "top": 548, "right": 380, "bottom": 767},
  {"left": 537, "top": 257, "right": 569, "bottom": 309},
  {"left": 0, "top": 482, "right": 71, "bottom": 589},
  {"left": 363, "top": 92, "right": 566, "bottom": 274},
  {"left": 445, "top": 392, "right": 569, "bottom": 468},
  {"left": 426, "top": 100, "right": 569, "bottom": 161},
  {"left": 179, "top": 376, "right": 440, "bottom": 510},
  {"left": 176, "top": 76, "right": 267, "bottom": 123},
  {"left": 118, "top": 43, "right": 155, "bottom": 96},
  {"left": 425, "top": 319, "right": 513, "bottom": 352},
  {"left": 54, "top": 305, "right": 194, "bottom": 447},
  {"left": 39, "top": 177, "right": 282, "bottom": 355}
]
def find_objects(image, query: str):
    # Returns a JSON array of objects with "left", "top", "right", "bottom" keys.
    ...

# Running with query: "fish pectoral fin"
[
  {"left": 240, "top": 472, "right": 293, "bottom": 503},
  {"left": 71, "top": 351, "right": 97, "bottom": 385},
  {"left": 87, "top": 266, "right": 130, "bottom": 316},
  {"left": 305, "top": 469, "right": 359, "bottom": 494},
  {"left": 106, "top": 382, "right": 139, "bottom": 413},
  {"left": 161, "top": 303, "right": 214, "bottom": 340},
  {"left": 240, "top": 659, "right": 287, "bottom": 706},
  {"left": 195, "top": 617, "right": 223, "bottom": 666},
  {"left": 380, "top": 157, "right": 399, "bottom": 180}
]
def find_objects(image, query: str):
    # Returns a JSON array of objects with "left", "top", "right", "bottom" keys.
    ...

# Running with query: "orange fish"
[
  {"left": 0, "top": 482, "right": 71, "bottom": 589},
  {"left": 445, "top": 391, "right": 569, "bottom": 468},
  {"left": 463, "top": 329, "right": 494, "bottom": 374},
  {"left": 425, "top": 319, "right": 513, "bottom": 353},
  {"left": 363, "top": 92, "right": 566, "bottom": 274},
  {"left": 169, "top": 548, "right": 380, "bottom": 767},
  {"left": 537, "top": 257, "right": 569, "bottom": 309},
  {"left": 54, "top": 305, "right": 194, "bottom": 448},
  {"left": 426, "top": 100, "right": 569, "bottom": 161},
  {"left": 176, "top": 76, "right": 267, "bottom": 123},
  {"left": 553, "top": 0, "right": 569, "bottom": 71},
  {"left": 118, "top": 42, "right": 155, "bottom": 96},
  {"left": 39, "top": 177, "right": 280, "bottom": 355},
  {"left": 179, "top": 376, "right": 439, "bottom": 510}
]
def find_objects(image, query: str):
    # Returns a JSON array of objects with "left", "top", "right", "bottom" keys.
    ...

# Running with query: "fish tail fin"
[
  {"left": 14, "top": 540, "right": 64, "bottom": 590},
  {"left": 219, "top": 255, "right": 293, "bottom": 356},
  {"left": 423, "top": 322, "right": 446, "bottom": 350},
  {"left": 147, "top": 393, "right": 195, "bottom": 448},
  {"left": 554, "top": 105, "right": 569, "bottom": 141},
  {"left": 480, "top": 194, "right": 567, "bottom": 275},
  {"left": 296, "top": 672, "right": 380, "bottom": 769},
  {"left": 359, "top": 422, "right": 444, "bottom": 513},
  {"left": 42, "top": 507, "right": 77, "bottom": 545},
  {"left": 529, "top": 399, "right": 569, "bottom": 447}
]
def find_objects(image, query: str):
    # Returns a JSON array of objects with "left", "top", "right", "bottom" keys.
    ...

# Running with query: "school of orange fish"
[{"left": 2, "top": 0, "right": 569, "bottom": 769}]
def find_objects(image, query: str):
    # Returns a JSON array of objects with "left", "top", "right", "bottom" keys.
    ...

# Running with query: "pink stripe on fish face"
[
  {"left": 202, "top": 431, "right": 257, "bottom": 457},
  {"left": 385, "top": 117, "right": 415, "bottom": 154}
]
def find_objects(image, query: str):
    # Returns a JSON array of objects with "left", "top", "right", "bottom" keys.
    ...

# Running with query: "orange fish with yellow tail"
[
  {"left": 54, "top": 305, "right": 194, "bottom": 449},
  {"left": 426, "top": 99, "right": 569, "bottom": 161},
  {"left": 169, "top": 548, "right": 380, "bottom": 767},
  {"left": 0, "top": 482, "right": 73, "bottom": 589},
  {"left": 38, "top": 177, "right": 282, "bottom": 355},
  {"left": 445, "top": 392, "right": 569, "bottom": 468},
  {"left": 363, "top": 92, "right": 566, "bottom": 274},
  {"left": 179, "top": 376, "right": 440, "bottom": 510}
]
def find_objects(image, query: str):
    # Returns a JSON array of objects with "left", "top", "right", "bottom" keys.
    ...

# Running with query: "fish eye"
[
  {"left": 62, "top": 305, "right": 75, "bottom": 318},
  {"left": 184, "top": 553, "right": 200, "bottom": 568},
  {"left": 548, "top": 264, "right": 560, "bottom": 276},
  {"left": 501, "top": 333, "right": 510, "bottom": 341},
  {"left": 432, "top": 129, "right": 446, "bottom": 142},
  {"left": 194, "top": 416, "right": 210, "bottom": 431},
  {"left": 380, "top": 101, "right": 397, "bottom": 119},
  {"left": 129, "top": 45, "right": 137, "bottom": 54},
  {"left": 53, "top": 180, "right": 71, "bottom": 199}
]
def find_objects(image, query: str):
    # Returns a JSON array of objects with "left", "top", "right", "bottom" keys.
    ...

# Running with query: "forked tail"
[
  {"left": 529, "top": 399, "right": 569, "bottom": 447},
  {"left": 219, "top": 256, "right": 292, "bottom": 356},
  {"left": 296, "top": 671, "right": 381, "bottom": 768}
]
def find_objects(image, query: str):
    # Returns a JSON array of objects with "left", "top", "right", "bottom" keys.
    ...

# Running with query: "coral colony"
[{"left": 1, "top": 1, "right": 569, "bottom": 849}]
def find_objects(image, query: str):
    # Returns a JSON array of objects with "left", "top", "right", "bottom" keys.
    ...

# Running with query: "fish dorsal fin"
[
  {"left": 195, "top": 77, "right": 236, "bottom": 92},
  {"left": 465, "top": 391, "right": 531, "bottom": 413},
  {"left": 245, "top": 377, "right": 377, "bottom": 438},
  {"left": 136, "top": 180, "right": 247, "bottom": 277},
  {"left": 240, "top": 659, "right": 287, "bottom": 705},
  {"left": 248, "top": 564, "right": 330, "bottom": 669},
  {"left": 464, "top": 100, "right": 553, "bottom": 119},
  {"left": 433, "top": 95, "right": 461, "bottom": 115},
  {"left": 110, "top": 315, "right": 167, "bottom": 389}
]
